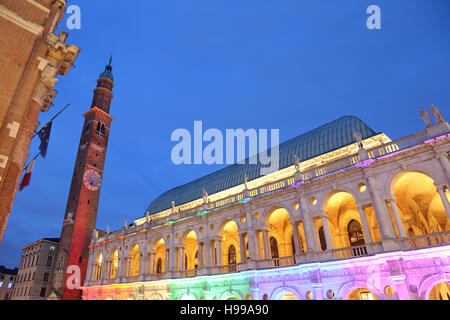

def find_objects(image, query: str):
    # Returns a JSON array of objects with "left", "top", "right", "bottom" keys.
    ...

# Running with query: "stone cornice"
[{"left": 0, "top": 4, "right": 44, "bottom": 35}]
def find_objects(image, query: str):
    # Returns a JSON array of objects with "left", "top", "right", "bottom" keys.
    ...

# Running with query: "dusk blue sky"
[{"left": 1, "top": 0, "right": 449, "bottom": 268}]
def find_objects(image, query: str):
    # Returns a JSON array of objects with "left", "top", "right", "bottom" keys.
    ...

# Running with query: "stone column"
[
  {"left": 100, "top": 251, "right": 107, "bottom": 281},
  {"left": 169, "top": 240, "right": 176, "bottom": 272},
  {"left": 292, "top": 221, "right": 302, "bottom": 255},
  {"left": 366, "top": 176, "right": 396, "bottom": 239},
  {"left": 437, "top": 154, "right": 450, "bottom": 183},
  {"left": 262, "top": 229, "right": 271, "bottom": 259},
  {"left": 204, "top": 240, "right": 212, "bottom": 268},
  {"left": 140, "top": 242, "right": 148, "bottom": 277},
  {"left": 85, "top": 249, "right": 95, "bottom": 286},
  {"left": 435, "top": 184, "right": 450, "bottom": 221},
  {"left": 321, "top": 212, "right": 334, "bottom": 250},
  {"left": 299, "top": 194, "right": 318, "bottom": 252},
  {"left": 216, "top": 238, "right": 223, "bottom": 266},
  {"left": 239, "top": 232, "right": 247, "bottom": 263},
  {"left": 179, "top": 246, "right": 185, "bottom": 271},
  {"left": 149, "top": 251, "right": 155, "bottom": 275},
  {"left": 246, "top": 229, "right": 259, "bottom": 261},
  {"left": 357, "top": 205, "right": 373, "bottom": 243},
  {"left": 386, "top": 198, "right": 407, "bottom": 238},
  {"left": 165, "top": 249, "right": 170, "bottom": 273},
  {"left": 198, "top": 242, "right": 204, "bottom": 268}
]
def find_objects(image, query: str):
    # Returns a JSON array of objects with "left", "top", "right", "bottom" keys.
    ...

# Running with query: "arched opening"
[
  {"left": 129, "top": 244, "right": 140, "bottom": 277},
  {"left": 180, "top": 293, "right": 196, "bottom": 300},
  {"left": 228, "top": 245, "right": 237, "bottom": 265},
  {"left": 181, "top": 230, "right": 198, "bottom": 271},
  {"left": 93, "top": 252, "right": 102, "bottom": 281},
  {"left": 218, "top": 220, "right": 241, "bottom": 266},
  {"left": 154, "top": 238, "right": 165, "bottom": 274},
  {"left": 318, "top": 227, "right": 327, "bottom": 251},
  {"left": 428, "top": 282, "right": 450, "bottom": 300},
  {"left": 391, "top": 171, "right": 450, "bottom": 236},
  {"left": 109, "top": 249, "right": 118, "bottom": 279},
  {"left": 348, "top": 220, "right": 365, "bottom": 246},
  {"left": 281, "top": 292, "right": 299, "bottom": 300},
  {"left": 325, "top": 191, "right": 368, "bottom": 249},
  {"left": 347, "top": 288, "right": 378, "bottom": 300},
  {"left": 270, "top": 237, "right": 279, "bottom": 259},
  {"left": 156, "top": 258, "right": 163, "bottom": 274},
  {"left": 265, "top": 207, "right": 296, "bottom": 264}
]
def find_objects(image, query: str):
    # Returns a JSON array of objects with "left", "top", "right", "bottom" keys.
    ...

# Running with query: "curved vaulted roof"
[{"left": 146, "top": 116, "right": 378, "bottom": 215}]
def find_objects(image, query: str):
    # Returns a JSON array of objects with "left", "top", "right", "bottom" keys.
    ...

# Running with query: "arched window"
[
  {"left": 156, "top": 258, "right": 162, "bottom": 274},
  {"left": 319, "top": 227, "right": 327, "bottom": 251},
  {"left": 194, "top": 251, "right": 198, "bottom": 269},
  {"left": 291, "top": 235, "right": 296, "bottom": 255},
  {"left": 228, "top": 245, "right": 236, "bottom": 265},
  {"left": 96, "top": 122, "right": 106, "bottom": 137},
  {"left": 347, "top": 220, "right": 365, "bottom": 246},
  {"left": 270, "top": 237, "right": 279, "bottom": 259}
]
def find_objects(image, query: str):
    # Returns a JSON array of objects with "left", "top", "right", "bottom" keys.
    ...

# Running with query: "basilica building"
[{"left": 82, "top": 111, "right": 450, "bottom": 300}]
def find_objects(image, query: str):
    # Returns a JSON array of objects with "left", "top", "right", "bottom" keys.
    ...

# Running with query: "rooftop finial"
[{"left": 108, "top": 54, "right": 113, "bottom": 66}]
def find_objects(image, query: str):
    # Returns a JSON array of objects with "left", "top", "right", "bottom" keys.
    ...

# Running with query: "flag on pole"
[
  {"left": 19, "top": 159, "right": 36, "bottom": 191},
  {"left": 38, "top": 121, "right": 53, "bottom": 158}
]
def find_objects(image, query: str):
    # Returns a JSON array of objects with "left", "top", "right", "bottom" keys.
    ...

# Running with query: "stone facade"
[
  {"left": 11, "top": 238, "right": 59, "bottom": 300},
  {"left": 0, "top": 265, "right": 17, "bottom": 300},
  {"left": 0, "top": 0, "right": 80, "bottom": 243},
  {"left": 82, "top": 119, "right": 450, "bottom": 300}
]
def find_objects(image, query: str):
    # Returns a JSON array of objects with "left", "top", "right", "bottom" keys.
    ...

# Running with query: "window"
[
  {"left": 348, "top": 220, "right": 365, "bottom": 246},
  {"left": 96, "top": 122, "right": 106, "bottom": 137},
  {"left": 228, "top": 245, "right": 236, "bottom": 265},
  {"left": 319, "top": 227, "right": 327, "bottom": 251},
  {"left": 360, "top": 292, "right": 375, "bottom": 300},
  {"left": 156, "top": 258, "right": 163, "bottom": 274},
  {"left": 0, "top": 281, "right": 3, "bottom": 287},
  {"left": 43, "top": 273, "right": 49, "bottom": 282},
  {"left": 40, "top": 287, "right": 46, "bottom": 297},
  {"left": 47, "top": 256, "right": 53, "bottom": 267},
  {"left": 270, "top": 237, "right": 279, "bottom": 259},
  {"left": 8, "top": 283, "right": 13, "bottom": 289}
]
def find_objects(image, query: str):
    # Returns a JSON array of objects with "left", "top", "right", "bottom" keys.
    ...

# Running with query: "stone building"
[
  {"left": 0, "top": 0, "right": 80, "bottom": 243},
  {"left": 11, "top": 237, "right": 59, "bottom": 300},
  {"left": 82, "top": 111, "right": 450, "bottom": 300},
  {"left": 0, "top": 265, "right": 18, "bottom": 300}
]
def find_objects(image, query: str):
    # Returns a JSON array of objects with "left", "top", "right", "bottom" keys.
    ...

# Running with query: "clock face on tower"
[{"left": 83, "top": 169, "right": 101, "bottom": 191}]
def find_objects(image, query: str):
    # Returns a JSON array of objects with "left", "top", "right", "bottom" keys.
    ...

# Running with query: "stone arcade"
[{"left": 82, "top": 110, "right": 450, "bottom": 300}]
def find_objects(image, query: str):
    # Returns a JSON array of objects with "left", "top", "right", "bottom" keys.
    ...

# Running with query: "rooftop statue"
[
  {"left": 420, "top": 107, "right": 433, "bottom": 128},
  {"left": 430, "top": 104, "right": 445, "bottom": 124},
  {"left": 294, "top": 155, "right": 301, "bottom": 172},
  {"left": 353, "top": 131, "right": 364, "bottom": 149},
  {"left": 202, "top": 189, "right": 209, "bottom": 204},
  {"left": 244, "top": 173, "right": 249, "bottom": 189}
]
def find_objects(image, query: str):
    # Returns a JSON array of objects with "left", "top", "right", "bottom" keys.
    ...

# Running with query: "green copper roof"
[{"left": 146, "top": 116, "right": 378, "bottom": 215}]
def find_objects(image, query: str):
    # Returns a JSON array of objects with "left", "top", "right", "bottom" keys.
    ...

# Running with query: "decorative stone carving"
[
  {"left": 202, "top": 189, "right": 209, "bottom": 204},
  {"left": 294, "top": 155, "right": 301, "bottom": 172},
  {"left": 420, "top": 107, "right": 432, "bottom": 128},
  {"left": 430, "top": 104, "right": 445, "bottom": 124}
]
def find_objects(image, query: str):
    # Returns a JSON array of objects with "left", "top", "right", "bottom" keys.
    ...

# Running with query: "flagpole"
[
  {"left": 22, "top": 152, "right": 41, "bottom": 172},
  {"left": 32, "top": 103, "right": 71, "bottom": 139}
]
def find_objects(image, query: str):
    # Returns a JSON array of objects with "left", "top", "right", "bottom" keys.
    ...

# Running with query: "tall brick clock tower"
[{"left": 49, "top": 59, "right": 115, "bottom": 300}]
